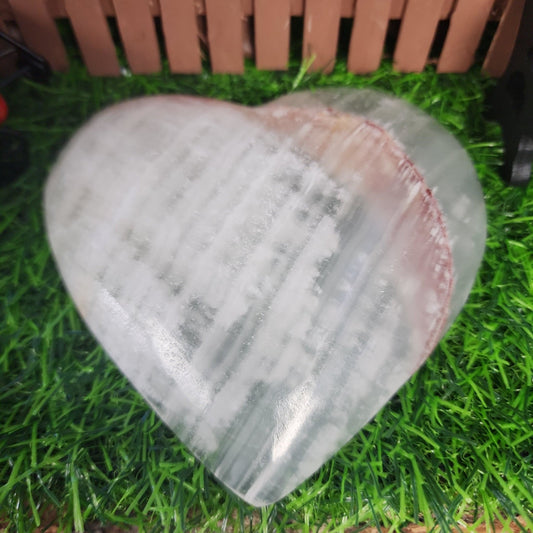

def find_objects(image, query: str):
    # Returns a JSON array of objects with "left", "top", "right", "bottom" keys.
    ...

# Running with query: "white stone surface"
[
  {"left": 44, "top": 95, "right": 460, "bottom": 506},
  {"left": 271, "top": 89, "right": 486, "bottom": 324}
]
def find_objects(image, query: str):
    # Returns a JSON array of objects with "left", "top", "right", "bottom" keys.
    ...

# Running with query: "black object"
[
  {"left": 0, "top": 30, "right": 51, "bottom": 88},
  {"left": 487, "top": 0, "right": 533, "bottom": 186},
  {"left": 0, "top": 127, "right": 29, "bottom": 184},
  {"left": 0, "top": 30, "right": 51, "bottom": 184}
]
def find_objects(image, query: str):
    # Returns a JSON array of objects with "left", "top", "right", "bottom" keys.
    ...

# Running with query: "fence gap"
[
  {"left": 383, "top": 19, "right": 401, "bottom": 59},
  {"left": 242, "top": 16, "right": 254, "bottom": 59},
  {"left": 428, "top": 19, "right": 450, "bottom": 60},
  {"left": 337, "top": 17, "right": 354, "bottom": 62}
]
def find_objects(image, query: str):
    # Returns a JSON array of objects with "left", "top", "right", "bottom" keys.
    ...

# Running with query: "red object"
[{"left": 0, "top": 95, "right": 8, "bottom": 124}]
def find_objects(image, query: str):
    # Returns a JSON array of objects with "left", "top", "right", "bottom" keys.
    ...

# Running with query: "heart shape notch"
[{"left": 45, "top": 96, "right": 453, "bottom": 506}]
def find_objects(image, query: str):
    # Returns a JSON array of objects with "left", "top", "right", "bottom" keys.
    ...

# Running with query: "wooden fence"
[{"left": 0, "top": 0, "right": 526, "bottom": 78}]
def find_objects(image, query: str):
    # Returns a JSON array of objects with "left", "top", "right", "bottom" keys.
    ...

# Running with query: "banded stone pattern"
[
  {"left": 272, "top": 88, "right": 487, "bottom": 328},
  {"left": 45, "top": 96, "right": 452, "bottom": 505}
]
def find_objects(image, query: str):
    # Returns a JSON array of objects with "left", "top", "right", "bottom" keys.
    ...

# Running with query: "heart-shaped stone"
[{"left": 44, "top": 94, "right": 479, "bottom": 506}]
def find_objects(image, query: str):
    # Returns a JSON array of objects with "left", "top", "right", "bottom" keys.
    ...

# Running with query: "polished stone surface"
[
  {"left": 45, "top": 95, "right": 468, "bottom": 505},
  {"left": 272, "top": 89, "right": 486, "bottom": 324}
]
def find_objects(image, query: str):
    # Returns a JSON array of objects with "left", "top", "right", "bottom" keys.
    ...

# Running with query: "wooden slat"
[
  {"left": 393, "top": 0, "right": 447, "bottom": 72},
  {"left": 390, "top": 0, "right": 407, "bottom": 17},
  {"left": 0, "top": 0, "right": 512, "bottom": 77},
  {"left": 389, "top": 0, "right": 454, "bottom": 19},
  {"left": 291, "top": 0, "right": 355, "bottom": 16},
  {"left": 348, "top": 0, "right": 392, "bottom": 73},
  {"left": 64, "top": 0, "right": 120, "bottom": 76},
  {"left": 290, "top": 0, "right": 303, "bottom": 15},
  {"left": 437, "top": 0, "right": 494, "bottom": 73},
  {"left": 160, "top": 0, "right": 201, "bottom": 73},
  {"left": 483, "top": 0, "right": 525, "bottom": 77},
  {"left": 204, "top": 0, "right": 243, "bottom": 73},
  {"left": 242, "top": 0, "right": 252, "bottom": 15},
  {"left": 340, "top": 0, "right": 355, "bottom": 17},
  {"left": 3, "top": 0, "right": 301, "bottom": 18},
  {"left": 98, "top": 0, "right": 115, "bottom": 17},
  {"left": 1, "top": 0, "right": 466, "bottom": 19},
  {"left": 442, "top": 0, "right": 459, "bottom": 18},
  {"left": 303, "top": 0, "right": 342, "bottom": 73},
  {"left": 112, "top": 0, "right": 160, "bottom": 74},
  {"left": 8, "top": 0, "right": 68, "bottom": 70},
  {"left": 255, "top": 0, "right": 290, "bottom": 70}
]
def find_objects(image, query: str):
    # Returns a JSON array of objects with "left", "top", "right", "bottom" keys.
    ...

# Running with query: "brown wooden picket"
[
  {"left": 303, "top": 0, "right": 342, "bottom": 73},
  {"left": 65, "top": 0, "right": 120, "bottom": 76},
  {"left": 437, "top": 0, "right": 495, "bottom": 73},
  {"left": 483, "top": 0, "right": 524, "bottom": 77},
  {"left": 205, "top": 0, "right": 244, "bottom": 74},
  {"left": 112, "top": 0, "right": 160, "bottom": 74},
  {"left": 8, "top": 0, "right": 68, "bottom": 71},
  {"left": 394, "top": 0, "right": 448, "bottom": 72},
  {"left": 348, "top": 0, "right": 392, "bottom": 74},
  {"left": 0, "top": 0, "right": 523, "bottom": 77},
  {"left": 255, "top": 0, "right": 291, "bottom": 71},
  {"left": 160, "top": 0, "right": 202, "bottom": 74}
]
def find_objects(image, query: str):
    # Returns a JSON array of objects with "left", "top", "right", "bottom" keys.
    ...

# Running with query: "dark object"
[
  {"left": 487, "top": 0, "right": 533, "bottom": 186},
  {"left": 0, "top": 31, "right": 50, "bottom": 184},
  {"left": 0, "top": 30, "right": 51, "bottom": 88},
  {"left": 0, "top": 127, "right": 29, "bottom": 184}
]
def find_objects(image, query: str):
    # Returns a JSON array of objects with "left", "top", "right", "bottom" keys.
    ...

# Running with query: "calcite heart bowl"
[{"left": 44, "top": 92, "right": 485, "bottom": 506}]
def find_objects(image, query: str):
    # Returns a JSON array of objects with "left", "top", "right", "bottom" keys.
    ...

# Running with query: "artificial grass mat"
[{"left": 0, "top": 60, "right": 532, "bottom": 532}]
